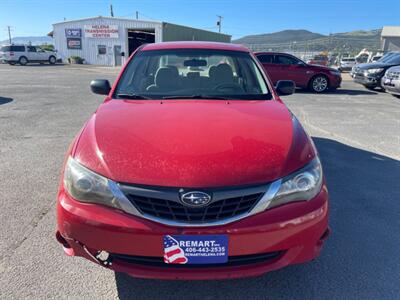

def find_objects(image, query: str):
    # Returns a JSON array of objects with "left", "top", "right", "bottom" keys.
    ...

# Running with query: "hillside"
[
  {"left": 233, "top": 29, "right": 382, "bottom": 53},
  {"left": 234, "top": 30, "right": 324, "bottom": 44},
  {"left": 0, "top": 36, "right": 53, "bottom": 45}
]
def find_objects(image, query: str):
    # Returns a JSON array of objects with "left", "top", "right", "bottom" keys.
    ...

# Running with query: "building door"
[
  {"left": 127, "top": 29, "right": 155, "bottom": 55},
  {"left": 114, "top": 45, "right": 122, "bottom": 66}
]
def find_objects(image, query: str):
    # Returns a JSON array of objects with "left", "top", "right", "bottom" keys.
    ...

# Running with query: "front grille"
[
  {"left": 111, "top": 251, "right": 283, "bottom": 268},
  {"left": 386, "top": 71, "right": 400, "bottom": 80},
  {"left": 124, "top": 193, "right": 263, "bottom": 223}
]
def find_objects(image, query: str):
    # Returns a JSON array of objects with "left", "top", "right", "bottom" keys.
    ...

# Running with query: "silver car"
[
  {"left": 382, "top": 66, "right": 400, "bottom": 98},
  {"left": 339, "top": 57, "right": 356, "bottom": 72}
]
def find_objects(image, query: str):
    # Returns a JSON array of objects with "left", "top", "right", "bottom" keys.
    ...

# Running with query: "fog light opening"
[
  {"left": 318, "top": 228, "right": 331, "bottom": 245},
  {"left": 56, "top": 231, "right": 71, "bottom": 249}
]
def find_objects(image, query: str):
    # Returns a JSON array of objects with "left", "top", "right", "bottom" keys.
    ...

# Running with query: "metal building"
[
  {"left": 381, "top": 26, "right": 400, "bottom": 52},
  {"left": 51, "top": 16, "right": 231, "bottom": 66}
]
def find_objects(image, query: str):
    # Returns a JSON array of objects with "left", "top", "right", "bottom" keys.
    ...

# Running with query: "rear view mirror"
[
  {"left": 90, "top": 79, "right": 111, "bottom": 95},
  {"left": 184, "top": 59, "right": 207, "bottom": 67},
  {"left": 275, "top": 80, "right": 295, "bottom": 96}
]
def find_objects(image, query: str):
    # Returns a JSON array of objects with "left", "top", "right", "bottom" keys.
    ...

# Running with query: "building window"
[{"left": 98, "top": 45, "right": 106, "bottom": 55}]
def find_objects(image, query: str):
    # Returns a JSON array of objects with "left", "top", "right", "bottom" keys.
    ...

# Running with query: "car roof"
[
  {"left": 141, "top": 41, "right": 249, "bottom": 52},
  {"left": 254, "top": 52, "right": 292, "bottom": 55}
]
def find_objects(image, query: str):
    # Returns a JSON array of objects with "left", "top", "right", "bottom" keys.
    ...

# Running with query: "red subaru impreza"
[{"left": 56, "top": 42, "right": 329, "bottom": 280}]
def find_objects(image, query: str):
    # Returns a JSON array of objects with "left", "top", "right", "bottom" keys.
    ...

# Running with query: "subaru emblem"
[{"left": 180, "top": 191, "right": 212, "bottom": 207}]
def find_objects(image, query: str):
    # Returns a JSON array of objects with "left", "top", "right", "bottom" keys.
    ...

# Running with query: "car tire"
[
  {"left": 49, "top": 56, "right": 56, "bottom": 65},
  {"left": 309, "top": 75, "right": 329, "bottom": 93},
  {"left": 365, "top": 86, "right": 376, "bottom": 91},
  {"left": 19, "top": 56, "right": 28, "bottom": 66}
]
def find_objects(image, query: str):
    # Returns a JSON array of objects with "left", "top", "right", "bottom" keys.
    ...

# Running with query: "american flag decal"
[{"left": 163, "top": 235, "right": 188, "bottom": 264}]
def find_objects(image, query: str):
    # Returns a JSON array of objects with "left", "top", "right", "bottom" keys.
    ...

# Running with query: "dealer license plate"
[{"left": 163, "top": 235, "right": 228, "bottom": 264}]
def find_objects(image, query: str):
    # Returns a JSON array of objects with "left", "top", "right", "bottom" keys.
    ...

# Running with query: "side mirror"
[
  {"left": 90, "top": 79, "right": 111, "bottom": 95},
  {"left": 275, "top": 80, "right": 295, "bottom": 96}
]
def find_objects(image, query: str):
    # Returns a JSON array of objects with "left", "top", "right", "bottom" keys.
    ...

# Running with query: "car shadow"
[
  {"left": 114, "top": 138, "right": 400, "bottom": 299},
  {"left": 18, "top": 63, "right": 66, "bottom": 67},
  {"left": 0, "top": 97, "right": 13, "bottom": 105}
]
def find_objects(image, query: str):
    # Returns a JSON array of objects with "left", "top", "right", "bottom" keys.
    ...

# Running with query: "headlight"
[
  {"left": 365, "top": 68, "right": 384, "bottom": 74},
  {"left": 269, "top": 157, "right": 323, "bottom": 208},
  {"left": 63, "top": 157, "right": 124, "bottom": 210}
]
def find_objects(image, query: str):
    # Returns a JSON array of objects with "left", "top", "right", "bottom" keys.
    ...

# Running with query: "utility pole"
[
  {"left": 216, "top": 15, "right": 223, "bottom": 33},
  {"left": 136, "top": 11, "right": 139, "bottom": 20},
  {"left": 110, "top": 4, "right": 114, "bottom": 17},
  {"left": 7, "top": 26, "right": 12, "bottom": 44}
]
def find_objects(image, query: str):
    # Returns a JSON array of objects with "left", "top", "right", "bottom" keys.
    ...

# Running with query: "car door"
[
  {"left": 26, "top": 46, "right": 40, "bottom": 61},
  {"left": 274, "top": 54, "right": 309, "bottom": 87},
  {"left": 36, "top": 48, "right": 49, "bottom": 61},
  {"left": 256, "top": 54, "right": 280, "bottom": 84}
]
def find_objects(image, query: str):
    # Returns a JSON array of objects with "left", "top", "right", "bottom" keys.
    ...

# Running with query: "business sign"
[
  {"left": 65, "top": 28, "right": 82, "bottom": 38},
  {"left": 84, "top": 25, "right": 119, "bottom": 38},
  {"left": 67, "top": 38, "right": 82, "bottom": 49}
]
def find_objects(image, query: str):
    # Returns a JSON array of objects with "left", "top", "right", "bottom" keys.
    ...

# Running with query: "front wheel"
[
  {"left": 309, "top": 75, "right": 329, "bottom": 93},
  {"left": 49, "top": 56, "right": 56, "bottom": 65}
]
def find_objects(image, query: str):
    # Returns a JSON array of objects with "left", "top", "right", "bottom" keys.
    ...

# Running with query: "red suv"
[
  {"left": 256, "top": 52, "right": 341, "bottom": 93},
  {"left": 56, "top": 42, "right": 329, "bottom": 280}
]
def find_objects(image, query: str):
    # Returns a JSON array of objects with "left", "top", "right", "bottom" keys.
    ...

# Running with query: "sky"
[{"left": 0, "top": 0, "right": 399, "bottom": 41}]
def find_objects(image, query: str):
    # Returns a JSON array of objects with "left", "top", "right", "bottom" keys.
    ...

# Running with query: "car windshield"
[{"left": 115, "top": 49, "right": 271, "bottom": 100}]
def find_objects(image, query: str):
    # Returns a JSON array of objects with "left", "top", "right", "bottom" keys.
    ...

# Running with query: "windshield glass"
[{"left": 115, "top": 49, "right": 270, "bottom": 100}]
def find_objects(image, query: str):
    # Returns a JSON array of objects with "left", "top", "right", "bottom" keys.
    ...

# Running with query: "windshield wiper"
[
  {"left": 116, "top": 93, "right": 151, "bottom": 100},
  {"left": 162, "top": 94, "right": 229, "bottom": 100}
]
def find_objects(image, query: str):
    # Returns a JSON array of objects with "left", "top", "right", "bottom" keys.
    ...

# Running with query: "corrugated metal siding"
[
  {"left": 162, "top": 22, "right": 231, "bottom": 43},
  {"left": 53, "top": 17, "right": 162, "bottom": 66}
]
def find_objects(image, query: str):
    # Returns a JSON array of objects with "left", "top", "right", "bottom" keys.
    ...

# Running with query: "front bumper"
[
  {"left": 353, "top": 73, "right": 382, "bottom": 87},
  {"left": 56, "top": 185, "right": 329, "bottom": 280},
  {"left": 329, "top": 75, "right": 342, "bottom": 88},
  {"left": 381, "top": 77, "right": 400, "bottom": 96}
]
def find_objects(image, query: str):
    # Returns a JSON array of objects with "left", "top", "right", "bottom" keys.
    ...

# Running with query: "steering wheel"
[{"left": 213, "top": 83, "right": 243, "bottom": 92}]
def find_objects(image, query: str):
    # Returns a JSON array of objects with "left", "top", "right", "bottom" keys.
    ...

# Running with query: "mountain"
[
  {"left": 0, "top": 36, "right": 53, "bottom": 45},
  {"left": 233, "top": 29, "right": 382, "bottom": 53},
  {"left": 234, "top": 30, "right": 324, "bottom": 44}
]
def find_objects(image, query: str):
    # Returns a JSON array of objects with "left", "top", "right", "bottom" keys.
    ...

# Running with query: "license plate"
[{"left": 163, "top": 235, "right": 228, "bottom": 264}]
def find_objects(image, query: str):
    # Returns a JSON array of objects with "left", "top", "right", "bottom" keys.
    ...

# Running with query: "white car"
[
  {"left": 0, "top": 44, "right": 57, "bottom": 65},
  {"left": 338, "top": 57, "right": 356, "bottom": 72}
]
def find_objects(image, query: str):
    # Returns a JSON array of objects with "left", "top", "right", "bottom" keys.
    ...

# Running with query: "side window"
[
  {"left": 257, "top": 54, "right": 274, "bottom": 64},
  {"left": 276, "top": 55, "right": 298, "bottom": 65},
  {"left": 27, "top": 46, "right": 37, "bottom": 52},
  {"left": 98, "top": 45, "right": 106, "bottom": 55},
  {"left": 10, "top": 46, "right": 25, "bottom": 52}
]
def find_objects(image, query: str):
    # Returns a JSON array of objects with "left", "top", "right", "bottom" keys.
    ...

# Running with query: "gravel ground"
[{"left": 0, "top": 64, "right": 399, "bottom": 299}]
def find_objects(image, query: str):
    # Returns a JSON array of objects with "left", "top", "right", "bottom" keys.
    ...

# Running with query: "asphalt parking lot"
[{"left": 0, "top": 64, "right": 399, "bottom": 299}]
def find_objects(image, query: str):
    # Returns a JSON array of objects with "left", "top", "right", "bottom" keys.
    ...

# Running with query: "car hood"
[
  {"left": 73, "top": 99, "right": 315, "bottom": 188},
  {"left": 356, "top": 62, "right": 393, "bottom": 69}
]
